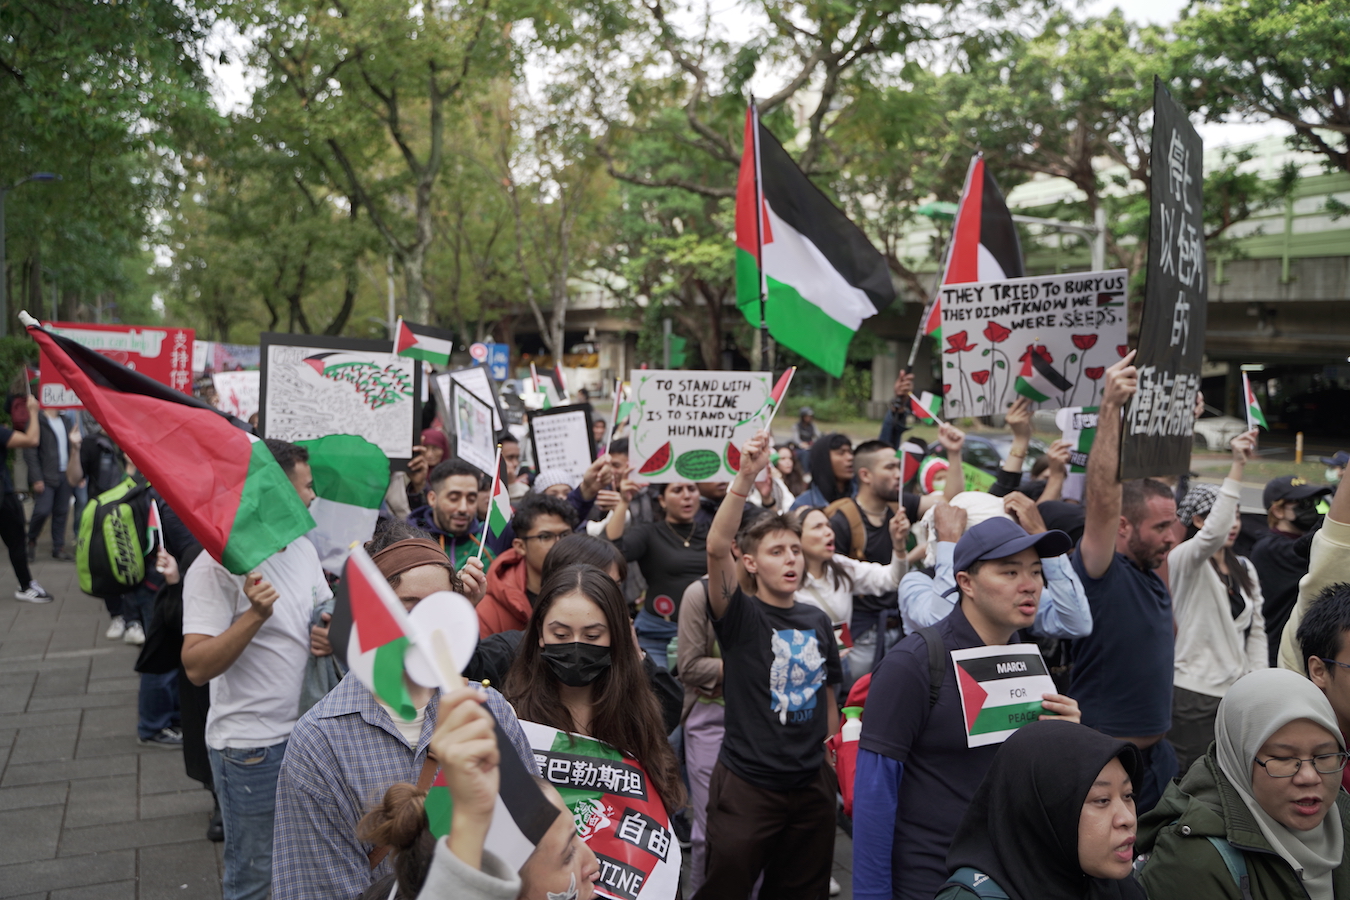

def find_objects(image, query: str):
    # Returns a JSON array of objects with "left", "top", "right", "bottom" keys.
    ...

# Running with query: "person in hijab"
[
  {"left": 1138, "top": 668, "right": 1350, "bottom": 900},
  {"left": 935, "top": 720, "right": 1145, "bottom": 900}
]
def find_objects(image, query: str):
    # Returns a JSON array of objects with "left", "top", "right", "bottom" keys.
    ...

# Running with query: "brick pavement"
[{"left": 0, "top": 530, "right": 220, "bottom": 900}]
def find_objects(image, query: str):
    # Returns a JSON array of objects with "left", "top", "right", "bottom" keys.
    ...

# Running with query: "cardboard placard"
[
  {"left": 258, "top": 333, "right": 421, "bottom": 462},
  {"left": 1121, "top": 79, "right": 1208, "bottom": 479},
  {"left": 211, "top": 370, "right": 260, "bottom": 421},
  {"left": 434, "top": 365, "right": 504, "bottom": 432},
  {"left": 528, "top": 404, "right": 595, "bottom": 484},
  {"left": 951, "top": 644, "right": 1057, "bottom": 748},
  {"left": 451, "top": 380, "right": 497, "bottom": 478},
  {"left": 39, "top": 322, "right": 194, "bottom": 408},
  {"left": 625, "top": 369, "right": 775, "bottom": 483},
  {"left": 938, "top": 269, "right": 1129, "bottom": 417}
]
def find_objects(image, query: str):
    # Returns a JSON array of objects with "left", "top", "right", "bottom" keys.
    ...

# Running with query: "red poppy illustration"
[
  {"left": 982, "top": 321, "right": 1012, "bottom": 344},
  {"left": 945, "top": 331, "right": 977, "bottom": 353},
  {"left": 942, "top": 383, "right": 953, "bottom": 394},
  {"left": 1018, "top": 344, "right": 1054, "bottom": 364},
  {"left": 971, "top": 370, "right": 991, "bottom": 385},
  {"left": 1085, "top": 366, "right": 1105, "bottom": 380},
  {"left": 1071, "top": 334, "right": 1098, "bottom": 351},
  {"left": 1117, "top": 344, "right": 1130, "bottom": 357}
]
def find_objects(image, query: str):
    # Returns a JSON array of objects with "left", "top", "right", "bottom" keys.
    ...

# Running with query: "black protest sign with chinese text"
[{"left": 1121, "top": 78, "right": 1208, "bottom": 479}]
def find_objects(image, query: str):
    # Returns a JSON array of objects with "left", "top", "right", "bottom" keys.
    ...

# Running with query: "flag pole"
[
  {"left": 391, "top": 316, "right": 403, "bottom": 357},
  {"left": 476, "top": 444, "right": 503, "bottom": 562},
  {"left": 906, "top": 154, "right": 979, "bottom": 370},
  {"left": 751, "top": 95, "right": 769, "bottom": 373},
  {"left": 1242, "top": 372, "right": 1256, "bottom": 431}
]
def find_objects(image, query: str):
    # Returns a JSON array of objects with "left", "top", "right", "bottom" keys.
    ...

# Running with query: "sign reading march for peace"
[
  {"left": 521, "top": 722, "right": 681, "bottom": 900},
  {"left": 951, "top": 644, "right": 1058, "bottom": 748},
  {"left": 1121, "top": 78, "right": 1208, "bottom": 479},
  {"left": 625, "top": 369, "right": 775, "bottom": 483},
  {"left": 938, "top": 270, "right": 1129, "bottom": 418}
]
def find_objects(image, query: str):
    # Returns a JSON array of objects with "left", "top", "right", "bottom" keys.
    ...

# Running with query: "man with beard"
[
  {"left": 826, "top": 440, "right": 918, "bottom": 687},
  {"left": 1067, "top": 351, "right": 1179, "bottom": 814}
]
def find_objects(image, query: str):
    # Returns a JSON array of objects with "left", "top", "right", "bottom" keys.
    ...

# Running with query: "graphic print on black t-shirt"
[{"left": 770, "top": 627, "right": 826, "bottom": 724}]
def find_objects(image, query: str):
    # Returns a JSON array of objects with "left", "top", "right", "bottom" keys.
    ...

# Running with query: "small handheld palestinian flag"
[
  {"left": 909, "top": 391, "right": 944, "bottom": 426},
  {"left": 480, "top": 445, "right": 510, "bottom": 561},
  {"left": 21, "top": 312, "right": 313, "bottom": 574},
  {"left": 393, "top": 317, "right": 453, "bottom": 367},
  {"left": 146, "top": 499, "right": 162, "bottom": 552},
  {"left": 552, "top": 363, "right": 569, "bottom": 403},
  {"left": 1014, "top": 346, "right": 1073, "bottom": 404},
  {"left": 339, "top": 545, "right": 434, "bottom": 721},
  {"left": 762, "top": 367, "right": 796, "bottom": 432},
  {"left": 530, "top": 363, "right": 560, "bottom": 410},
  {"left": 1243, "top": 372, "right": 1268, "bottom": 431}
]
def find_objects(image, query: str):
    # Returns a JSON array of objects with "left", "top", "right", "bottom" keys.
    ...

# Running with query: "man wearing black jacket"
[{"left": 1251, "top": 475, "right": 1332, "bottom": 666}]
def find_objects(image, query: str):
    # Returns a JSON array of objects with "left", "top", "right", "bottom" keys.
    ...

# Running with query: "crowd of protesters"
[{"left": 21, "top": 348, "right": 1350, "bottom": 900}]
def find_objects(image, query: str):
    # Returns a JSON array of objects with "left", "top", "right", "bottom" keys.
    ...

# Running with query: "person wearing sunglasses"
[
  {"left": 477, "top": 495, "right": 580, "bottom": 637},
  {"left": 1138, "top": 669, "right": 1350, "bottom": 899}
]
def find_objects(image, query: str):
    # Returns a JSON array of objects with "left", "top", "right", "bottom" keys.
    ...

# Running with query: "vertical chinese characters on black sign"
[{"left": 1120, "top": 79, "right": 1208, "bottom": 479}]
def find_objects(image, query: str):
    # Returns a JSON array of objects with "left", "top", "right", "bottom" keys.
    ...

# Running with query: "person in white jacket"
[
  {"left": 793, "top": 506, "right": 908, "bottom": 675},
  {"left": 1167, "top": 429, "right": 1267, "bottom": 771}
]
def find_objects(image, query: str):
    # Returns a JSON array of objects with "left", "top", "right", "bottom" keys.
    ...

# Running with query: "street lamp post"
[{"left": 0, "top": 173, "right": 61, "bottom": 337}]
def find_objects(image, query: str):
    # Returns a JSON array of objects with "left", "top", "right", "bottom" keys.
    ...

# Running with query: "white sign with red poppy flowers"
[{"left": 937, "top": 269, "right": 1129, "bottom": 417}]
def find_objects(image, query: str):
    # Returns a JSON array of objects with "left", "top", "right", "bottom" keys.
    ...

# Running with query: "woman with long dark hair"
[
  {"left": 1168, "top": 429, "right": 1267, "bottom": 770},
  {"left": 503, "top": 564, "right": 685, "bottom": 816}
]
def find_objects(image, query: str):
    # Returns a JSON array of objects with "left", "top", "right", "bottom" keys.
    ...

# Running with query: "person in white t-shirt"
[{"left": 182, "top": 439, "right": 330, "bottom": 900}]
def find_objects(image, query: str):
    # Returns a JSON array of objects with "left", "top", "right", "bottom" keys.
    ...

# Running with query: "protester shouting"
[
  {"left": 935, "top": 720, "right": 1145, "bottom": 900},
  {"left": 1168, "top": 429, "right": 1268, "bottom": 771},
  {"left": 1138, "top": 668, "right": 1350, "bottom": 899},
  {"left": 851, "top": 517, "right": 1081, "bottom": 900},
  {"left": 696, "top": 429, "right": 843, "bottom": 900}
]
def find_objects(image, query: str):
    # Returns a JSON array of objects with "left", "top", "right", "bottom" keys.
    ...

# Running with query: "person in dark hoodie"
[
  {"left": 935, "top": 719, "right": 1145, "bottom": 900},
  {"left": 1250, "top": 476, "right": 1332, "bottom": 666},
  {"left": 790, "top": 432, "right": 855, "bottom": 510}
]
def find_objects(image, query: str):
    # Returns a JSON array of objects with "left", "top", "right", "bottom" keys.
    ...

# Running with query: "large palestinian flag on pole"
[
  {"left": 923, "top": 155, "right": 1025, "bottom": 344},
  {"left": 734, "top": 105, "right": 896, "bottom": 377},
  {"left": 23, "top": 314, "right": 314, "bottom": 574}
]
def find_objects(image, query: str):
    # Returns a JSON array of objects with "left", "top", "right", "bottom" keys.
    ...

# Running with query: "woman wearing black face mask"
[
  {"left": 1250, "top": 476, "right": 1334, "bottom": 666},
  {"left": 503, "top": 564, "right": 686, "bottom": 817}
]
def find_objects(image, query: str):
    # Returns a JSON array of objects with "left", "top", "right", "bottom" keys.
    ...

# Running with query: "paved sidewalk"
[{"left": 0, "top": 537, "right": 221, "bottom": 899}]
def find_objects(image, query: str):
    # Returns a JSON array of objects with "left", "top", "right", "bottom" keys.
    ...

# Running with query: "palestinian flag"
[
  {"left": 734, "top": 105, "right": 896, "bottom": 377},
  {"left": 23, "top": 316, "right": 313, "bottom": 574},
  {"left": 909, "top": 391, "right": 943, "bottom": 424},
  {"left": 339, "top": 546, "right": 423, "bottom": 721},
  {"left": 486, "top": 447, "right": 511, "bottom": 539},
  {"left": 926, "top": 155, "right": 1025, "bottom": 344},
  {"left": 298, "top": 434, "right": 391, "bottom": 575},
  {"left": 897, "top": 440, "right": 926, "bottom": 485},
  {"left": 1243, "top": 372, "right": 1268, "bottom": 430},
  {"left": 951, "top": 644, "right": 1056, "bottom": 748},
  {"left": 530, "top": 363, "right": 561, "bottom": 410},
  {"left": 552, "top": 364, "right": 569, "bottom": 402},
  {"left": 146, "top": 499, "right": 162, "bottom": 552},
  {"left": 1014, "top": 347, "right": 1073, "bottom": 403},
  {"left": 394, "top": 317, "right": 453, "bottom": 367},
  {"left": 769, "top": 367, "right": 795, "bottom": 408}
]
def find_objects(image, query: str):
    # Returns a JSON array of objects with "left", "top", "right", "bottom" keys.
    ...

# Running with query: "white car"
[{"left": 1193, "top": 416, "right": 1249, "bottom": 451}]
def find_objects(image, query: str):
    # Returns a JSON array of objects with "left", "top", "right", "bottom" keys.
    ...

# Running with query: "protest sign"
[
  {"left": 1055, "top": 406, "right": 1099, "bottom": 474},
  {"left": 951, "top": 644, "right": 1057, "bottom": 748},
  {"left": 193, "top": 340, "right": 260, "bottom": 374},
  {"left": 435, "top": 366, "right": 503, "bottom": 432},
  {"left": 212, "top": 370, "right": 260, "bottom": 421},
  {"left": 39, "top": 322, "right": 194, "bottom": 408},
  {"left": 1121, "top": 79, "right": 1208, "bottom": 479},
  {"left": 528, "top": 404, "right": 594, "bottom": 483},
  {"left": 259, "top": 334, "right": 420, "bottom": 462},
  {"left": 520, "top": 721, "right": 681, "bottom": 900},
  {"left": 937, "top": 269, "right": 1128, "bottom": 417},
  {"left": 625, "top": 369, "right": 776, "bottom": 483},
  {"left": 451, "top": 380, "right": 496, "bottom": 478}
]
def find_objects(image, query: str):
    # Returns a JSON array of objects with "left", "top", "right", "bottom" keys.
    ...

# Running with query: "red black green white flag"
[
  {"left": 734, "top": 105, "right": 896, "bottom": 377},
  {"left": 950, "top": 644, "right": 1056, "bottom": 748},
  {"left": 393, "top": 317, "right": 453, "bottom": 367},
  {"left": 1014, "top": 345, "right": 1073, "bottom": 403},
  {"left": 1243, "top": 372, "right": 1268, "bottom": 430},
  {"left": 923, "top": 155, "right": 1025, "bottom": 344},
  {"left": 339, "top": 545, "right": 426, "bottom": 721},
  {"left": 23, "top": 315, "right": 313, "bottom": 574}
]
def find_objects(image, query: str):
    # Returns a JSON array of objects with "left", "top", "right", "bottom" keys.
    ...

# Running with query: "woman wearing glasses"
[{"left": 1138, "top": 668, "right": 1350, "bottom": 899}]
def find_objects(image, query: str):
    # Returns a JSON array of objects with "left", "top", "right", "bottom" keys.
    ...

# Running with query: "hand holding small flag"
[
  {"left": 244, "top": 573, "right": 280, "bottom": 620},
  {"left": 1243, "top": 372, "right": 1268, "bottom": 431}
]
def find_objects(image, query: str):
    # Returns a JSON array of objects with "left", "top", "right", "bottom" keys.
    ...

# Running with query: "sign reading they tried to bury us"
[{"left": 625, "top": 370, "right": 775, "bottom": 483}]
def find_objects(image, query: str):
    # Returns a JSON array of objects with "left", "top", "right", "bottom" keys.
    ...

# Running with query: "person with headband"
[
  {"left": 272, "top": 526, "right": 537, "bottom": 900},
  {"left": 1139, "top": 668, "right": 1350, "bottom": 899},
  {"left": 936, "top": 720, "right": 1145, "bottom": 900},
  {"left": 1168, "top": 430, "right": 1267, "bottom": 771}
]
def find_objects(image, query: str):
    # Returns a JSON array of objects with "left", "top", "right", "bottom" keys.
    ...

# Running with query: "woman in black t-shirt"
[
  {"left": 606, "top": 480, "right": 708, "bottom": 669},
  {"left": 503, "top": 564, "right": 686, "bottom": 820}
]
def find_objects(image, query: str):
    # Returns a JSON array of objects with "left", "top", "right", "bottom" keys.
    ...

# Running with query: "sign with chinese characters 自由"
[
  {"left": 518, "top": 721, "right": 681, "bottom": 900},
  {"left": 1121, "top": 78, "right": 1209, "bottom": 479}
]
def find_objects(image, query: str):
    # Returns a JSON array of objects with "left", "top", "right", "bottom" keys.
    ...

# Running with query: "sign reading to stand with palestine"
[{"left": 950, "top": 644, "right": 1058, "bottom": 748}]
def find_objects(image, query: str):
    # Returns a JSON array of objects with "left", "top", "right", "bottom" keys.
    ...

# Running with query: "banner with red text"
[{"left": 39, "top": 322, "right": 194, "bottom": 408}]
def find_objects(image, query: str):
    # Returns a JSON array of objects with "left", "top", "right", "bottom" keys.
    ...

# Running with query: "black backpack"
[{"left": 76, "top": 476, "right": 153, "bottom": 598}]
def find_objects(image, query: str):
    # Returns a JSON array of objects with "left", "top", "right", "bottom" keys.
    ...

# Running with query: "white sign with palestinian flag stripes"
[
  {"left": 951, "top": 644, "right": 1058, "bottom": 748},
  {"left": 521, "top": 722, "right": 680, "bottom": 900}
]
